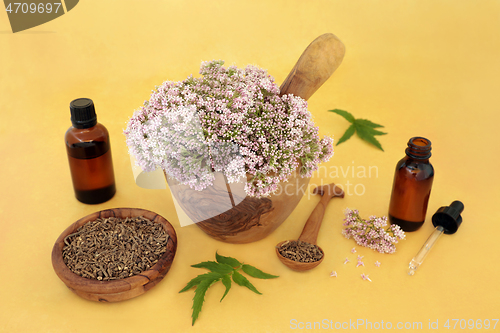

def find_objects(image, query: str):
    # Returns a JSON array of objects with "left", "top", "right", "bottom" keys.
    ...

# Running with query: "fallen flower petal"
[
  {"left": 330, "top": 271, "right": 337, "bottom": 277},
  {"left": 351, "top": 247, "right": 356, "bottom": 253},
  {"left": 361, "top": 273, "right": 372, "bottom": 282},
  {"left": 356, "top": 261, "right": 364, "bottom": 267},
  {"left": 374, "top": 261, "right": 381, "bottom": 267},
  {"left": 344, "top": 258, "right": 350, "bottom": 264}
]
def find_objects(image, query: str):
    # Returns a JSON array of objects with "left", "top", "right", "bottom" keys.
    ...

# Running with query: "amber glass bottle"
[
  {"left": 388, "top": 137, "right": 434, "bottom": 232},
  {"left": 65, "top": 98, "right": 116, "bottom": 204}
]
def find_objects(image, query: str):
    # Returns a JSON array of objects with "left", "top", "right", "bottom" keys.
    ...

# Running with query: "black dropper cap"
[
  {"left": 432, "top": 200, "right": 464, "bottom": 234},
  {"left": 70, "top": 98, "right": 97, "bottom": 129}
]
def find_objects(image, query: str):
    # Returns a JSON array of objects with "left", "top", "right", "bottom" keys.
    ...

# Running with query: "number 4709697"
[
  {"left": 5, "top": 3, "right": 62, "bottom": 14},
  {"left": 444, "top": 319, "right": 498, "bottom": 329}
]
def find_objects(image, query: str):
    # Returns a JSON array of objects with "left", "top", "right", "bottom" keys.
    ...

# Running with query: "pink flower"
[
  {"left": 125, "top": 60, "right": 333, "bottom": 198},
  {"left": 374, "top": 261, "right": 381, "bottom": 267},
  {"left": 361, "top": 273, "right": 372, "bottom": 282},
  {"left": 342, "top": 208, "right": 405, "bottom": 254},
  {"left": 330, "top": 271, "right": 337, "bottom": 277}
]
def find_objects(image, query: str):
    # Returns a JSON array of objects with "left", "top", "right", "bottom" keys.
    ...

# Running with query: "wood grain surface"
[
  {"left": 280, "top": 33, "right": 345, "bottom": 101},
  {"left": 51, "top": 208, "right": 177, "bottom": 302},
  {"left": 297, "top": 183, "right": 344, "bottom": 245},
  {"left": 167, "top": 168, "right": 310, "bottom": 243}
]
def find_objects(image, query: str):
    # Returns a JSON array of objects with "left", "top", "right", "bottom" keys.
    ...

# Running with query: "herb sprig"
[
  {"left": 179, "top": 252, "right": 279, "bottom": 325},
  {"left": 342, "top": 208, "right": 405, "bottom": 253},
  {"left": 328, "top": 109, "right": 387, "bottom": 151}
]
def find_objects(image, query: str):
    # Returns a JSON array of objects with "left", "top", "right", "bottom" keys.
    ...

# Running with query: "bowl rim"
[{"left": 51, "top": 207, "right": 177, "bottom": 294}]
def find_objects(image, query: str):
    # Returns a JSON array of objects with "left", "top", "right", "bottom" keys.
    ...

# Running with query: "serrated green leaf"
[
  {"left": 355, "top": 118, "right": 384, "bottom": 128},
  {"left": 355, "top": 122, "right": 387, "bottom": 136},
  {"left": 192, "top": 277, "right": 219, "bottom": 326},
  {"left": 362, "top": 127, "right": 387, "bottom": 136},
  {"left": 215, "top": 252, "right": 241, "bottom": 268},
  {"left": 355, "top": 125, "right": 385, "bottom": 151},
  {"left": 241, "top": 264, "right": 279, "bottom": 279},
  {"left": 328, "top": 109, "right": 355, "bottom": 123},
  {"left": 191, "top": 261, "right": 234, "bottom": 274},
  {"left": 328, "top": 108, "right": 387, "bottom": 151},
  {"left": 181, "top": 253, "right": 278, "bottom": 326},
  {"left": 232, "top": 271, "right": 262, "bottom": 295},
  {"left": 220, "top": 274, "right": 231, "bottom": 302},
  {"left": 179, "top": 272, "right": 223, "bottom": 293},
  {"left": 336, "top": 124, "right": 356, "bottom": 146}
]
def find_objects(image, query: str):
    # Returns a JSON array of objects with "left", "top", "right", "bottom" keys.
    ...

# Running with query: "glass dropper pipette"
[{"left": 408, "top": 201, "right": 464, "bottom": 276}]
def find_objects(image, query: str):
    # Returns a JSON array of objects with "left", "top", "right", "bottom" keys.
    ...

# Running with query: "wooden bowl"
[
  {"left": 166, "top": 167, "right": 310, "bottom": 244},
  {"left": 51, "top": 208, "right": 177, "bottom": 302}
]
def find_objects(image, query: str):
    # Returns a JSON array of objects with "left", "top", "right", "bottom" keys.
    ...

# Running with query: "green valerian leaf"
[
  {"left": 336, "top": 123, "right": 356, "bottom": 146},
  {"left": 232, "top": 271, "right": 262, "bottom": 295},
  {"left": 357, "top": 126, "right": 387, "bottom": 137},
  {"left": 356, "top": 125, "right": 385, "bottom": 151},
  {"left": 192, "top": 277, "right": 219, "bottom": 326},
  {"left": 215, "top": 251, "right": 241, "bottom": 268},
  {"left": 191, "top": 261, "right": 234, "bottom": 274},
  {"left": 355, "top": 118, "right": 384, "bottom": 128},
  {"left": 354, "top": 122, "right": 387, "bottom": 137},
  {"left": 220, "top": 274, "right": 231, "bottom": 302},
  {"left": 241, "top": 264, "right": 279, "bottom": 279},
  {"left": 329, "top": 109, "right": 387, "bottom": 151},
  {"left": 182, "top": 252, "right": 277, "bottom": 325},
  {"left": 179, "top": 272, "right": 223, "bottom": 293},
  {"left": 328, "top": 109, "right": 355, "bottom": 123}
]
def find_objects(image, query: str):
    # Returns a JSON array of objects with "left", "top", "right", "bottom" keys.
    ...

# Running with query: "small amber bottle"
[
  {"left": 388, "top": 137, "right": 434, "bottom": 232},
  {"left": 65, "top": 98, "right": 116, "bottom": 204}
]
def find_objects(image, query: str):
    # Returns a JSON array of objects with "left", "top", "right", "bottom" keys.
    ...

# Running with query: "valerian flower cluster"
[
  {"left": 342, "top": 208, "right": 405, "bottom": 254},
  {"left": 124, "top": 60, "right": 333, "bottom": 197}
]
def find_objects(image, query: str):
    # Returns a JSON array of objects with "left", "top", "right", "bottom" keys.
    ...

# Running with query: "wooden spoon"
[
  {"left": 276, "top": 183, "right": 344, "bottom": 271},
  {"left": 279, "top": 33, "right": 345, "bottom": 101}
]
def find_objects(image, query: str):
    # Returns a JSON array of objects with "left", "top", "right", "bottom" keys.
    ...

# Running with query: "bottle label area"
[{"left": 67, "top": 140, "right": 109, "bottom": 159}]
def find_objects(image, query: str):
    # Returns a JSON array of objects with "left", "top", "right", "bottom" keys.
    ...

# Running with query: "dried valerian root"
[
  {"left": 277, "top": 240, "right": 323, "bottom": 263},
  {"left": 62, "top": 216, "right": 168, "bottom": 281}
]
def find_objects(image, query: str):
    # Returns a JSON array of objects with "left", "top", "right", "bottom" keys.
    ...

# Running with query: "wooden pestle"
[{"left": 279, "top": 33, "right": 345, "bottom": 101}]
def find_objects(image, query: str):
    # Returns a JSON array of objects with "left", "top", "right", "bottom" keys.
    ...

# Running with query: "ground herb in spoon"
[
  {"left": 277, "top": 240, "right": 324, "bottom": 263},
  {"left": 180, "top": 252, "right": 278, "bottom": 325},
  {"left": 62, "top": 216, "right": 168, "bottom": 281}
]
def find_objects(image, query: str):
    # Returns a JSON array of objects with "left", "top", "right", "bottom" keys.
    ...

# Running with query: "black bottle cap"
[
  {"left": 432, "top": 200, "right": 464, "bottom": 234},
  {"left": 70, "top": 98, "right": 97, "bottom": 129}
]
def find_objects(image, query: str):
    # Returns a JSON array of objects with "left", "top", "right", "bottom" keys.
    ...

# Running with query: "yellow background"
[{"left": 1, "top": 1, "right": 499, "bottom": 332}]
